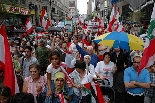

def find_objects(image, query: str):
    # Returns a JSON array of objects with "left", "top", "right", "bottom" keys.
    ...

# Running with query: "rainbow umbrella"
[{"left": 94, "top": 32, "right": 144, "bottom": 50}]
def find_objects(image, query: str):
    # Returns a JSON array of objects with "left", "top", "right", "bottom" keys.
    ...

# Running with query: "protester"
[
  {"left": 35, "top": 39, "right": 50, "bottom": 75},
  {"left": 21, "top": 46, "right": 38, "bottom": 78},
  {"left": 95, "top": 52, "right": 116, "bottom": 87},
  {"left": 111, "top": 48, "right": 128, "bottom": 103},
  {"left": 10, "top": 92, "right": 35, "bottom": 103},
  {"left": 124, "top": 56, "right": 150, "bottom": 103},
  {"left": 69, "top": 60, "right": 95, "bottom": 103},
  {"left": 144, "top": 63, "right": 155, "bottom": 103},
  {"left": 22, "top": 63, "right": 47, "bottom": 103},
  {"left": 73, "top": 37, "right": 99, "bottom": 67},
  {"left": 45, "top": 50, "right": 72, "bottom": 102},
  {"left": 0, "top": 86, "right": 11, "bottom": 103},
  {"left": 47, "top": 72, "right": 77, "bottom": 103}
]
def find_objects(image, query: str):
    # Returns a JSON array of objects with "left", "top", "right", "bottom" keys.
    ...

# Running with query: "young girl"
[
  {"left": 69, "top": 60, "right": 95, "bottom": 103},
  {"left": 45, "top": 50, "right": 73, "bottom": 102}
]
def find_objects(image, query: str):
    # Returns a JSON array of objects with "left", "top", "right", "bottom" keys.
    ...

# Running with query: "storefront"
[{"left": 0, "top": 3, "right": 30, "bottom": 26}]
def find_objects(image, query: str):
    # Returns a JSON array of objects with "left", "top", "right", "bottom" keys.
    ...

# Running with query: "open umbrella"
[
  {"left": 35, "top": 27, "right": 45, "bottom": 32},
  {"left": 12, "top": 29, "right": 27, "bottom": 33},
  {"left": 48, "top": 26, "right": 61, "bottom": 32},
  {"left": 94, "top": 32, "right": 145, "bottom": 50}
]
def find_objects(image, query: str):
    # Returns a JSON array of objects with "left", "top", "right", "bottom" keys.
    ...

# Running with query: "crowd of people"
[{"left": 0, "top": 23, "right": 154, "bottom": 103}]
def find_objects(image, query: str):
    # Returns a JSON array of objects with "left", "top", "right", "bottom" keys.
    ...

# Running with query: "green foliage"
[
  {"left": 126, "top": 11, "right": 146, "bottom": 24},
  {"left": 85, "top": 14, "right": 93, "bottom": 20}
]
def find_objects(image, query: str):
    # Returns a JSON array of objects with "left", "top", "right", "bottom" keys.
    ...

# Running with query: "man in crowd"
[
  {"left": 124, "top": 56, "right": 150, "bottom": 103},
  {"left": 35, "top": 39, "right": 50, "bottom": 75},
  {"left": 73, "top": 35, "right": 99, "bottom": 67},
  {"left": 21, "top": 46, "right": 38, "bottom": 78}
]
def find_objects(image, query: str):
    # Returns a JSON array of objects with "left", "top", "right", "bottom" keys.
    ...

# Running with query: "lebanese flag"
[
  {"left": 114, "top": 23, "right": 125, "bottom": 32},
  {"left": 25, "top": 18, "right": 33, "bottom": 35},
  {"left": 78, "top": 15, "right": 84, "bottom": 26},
  {"left": 84, "top": 82, "right": 105, "bottom": 103},
  {"left": 97, "top": 13, "right": 104, "bottom": 36},
  {"left": 0, "top": 24, "right": 19, "bottom": 95},
  {"left": 138, "top": 3, "right": 155, "bottom": 75},
  {"left": 55, "top": 91, "right": 66, "bottom": 103},
  {"left": 41, "top": 8, "right": 50, "bottom": 30},
  {"left": 114, "top": 7, "right": 125, "bottom": 32},
  {"left": 82, "top": 25, "right": 88, "bottom": 34},
  {"left": 107, "top": 6, "right": 116, "bottom": 32}
]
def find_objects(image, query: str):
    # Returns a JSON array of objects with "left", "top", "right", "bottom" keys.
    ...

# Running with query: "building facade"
[
  {"left": 0, "top": 0, "right": 31, "bottom": 26},
  {"left": 68, "top": 0, "right": 78, "bottom": 18},
  {"left": 0, "top": 0, "right": 70, "bottom": 26},
  {"left": 87, "top": 0, "right": 93, "bottom": 16}
]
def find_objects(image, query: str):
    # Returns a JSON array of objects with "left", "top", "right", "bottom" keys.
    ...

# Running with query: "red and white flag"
[
  {"left": 107, "top": 6, "right": 116, "bottom": 32},
  {"left": 78, "top": 15, "right": 84, "bottom": 26},
  {"left": 114, "top": 23, "right": 125, "bottom": 32},
  {"left": 41, "top": 8, "right": 50, "bottom": 30},
  {"left": 114, "top": 7, "right": 125, "bottom": 32},
  {"left": 25, "top": 18, "right": 33, "bottom": 35},
  {"left": 0, "top": 24, "right": 19, "bottom": 95},
  {"left": 84, "top": 82, "right": 105, "bottom": 103},
  {"left": 138, "top": 3, "right": 155, "bottom": 74},
  {"left": 97, "top": 13, "right": 104, "bottom": 35}
]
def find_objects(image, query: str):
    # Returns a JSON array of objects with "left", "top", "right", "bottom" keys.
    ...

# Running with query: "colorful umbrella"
[{"left": 94, "top": 32, "right": 145, "bottom": 50}]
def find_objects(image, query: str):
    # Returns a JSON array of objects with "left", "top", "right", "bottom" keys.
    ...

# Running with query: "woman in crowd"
[
  {"left": 84, "top": 55, "right": 96, "bottom": 78},
  {"left": 49, "top": 72, "right": 77, "bottom": 103},
  {"left": 95, "top": 52, "right": 117, "bottom": 87},
  {"left": 22, "top": 63, "right": 47, "bottom": 103},
  {"left": 0, "top": 86, "right": 11, "bottom": 103},
  {"left": 91, "top": 41, "right": 98, "bottom": 55}
]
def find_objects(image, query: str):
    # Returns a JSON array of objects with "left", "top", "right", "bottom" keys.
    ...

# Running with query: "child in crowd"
[
  {"left": 0, "top": 86, "right": 11, "bottom": 103},
  {"left": 45, "top": 50, "right": 73, "bottom": 102},
  {"left": 69, "top": 60, "right": 96, "bottom": 103}
]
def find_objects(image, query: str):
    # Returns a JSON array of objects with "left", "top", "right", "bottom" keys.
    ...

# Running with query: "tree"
[{"left": 126, "top": 11, "right": 145, "bottom": 24}]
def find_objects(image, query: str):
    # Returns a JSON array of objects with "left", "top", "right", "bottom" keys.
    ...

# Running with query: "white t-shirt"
[
  {"left": 46, "top": 64, "right": 62, "bottom": 80},
  {"left": 69, "top": 69, "right": 93, "bottom": 96},
  {"left": 95, "top": 61, "right": 114, "bottom": 87}
]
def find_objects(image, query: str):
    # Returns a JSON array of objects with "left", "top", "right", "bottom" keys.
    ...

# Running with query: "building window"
[
  {"left": 104, "top": 0, "right": 107, "bottom": 8},
  {"left": 52, "top": 7, "right": 55, "bottom": 13}
]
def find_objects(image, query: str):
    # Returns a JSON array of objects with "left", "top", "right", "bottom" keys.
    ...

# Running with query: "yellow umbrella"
[{"left": 94, "top": 32, "right": 144, "bottom": 50}]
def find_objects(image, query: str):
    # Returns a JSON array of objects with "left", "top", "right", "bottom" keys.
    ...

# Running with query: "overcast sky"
[{"left": 77, "top": 0, "right": 89, "bottom": 14}]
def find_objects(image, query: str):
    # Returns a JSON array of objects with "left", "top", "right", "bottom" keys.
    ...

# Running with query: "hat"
[
  {"left": 84, "top": 55, "right": 91, "bottom": 60},
  {"left": 54, "top": 72, "right": 65, "bottom": 83}
]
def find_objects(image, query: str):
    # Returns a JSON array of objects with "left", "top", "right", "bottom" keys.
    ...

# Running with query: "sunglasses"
[{"left": 133, "top": 62, "right": 140, "bottom": 64}]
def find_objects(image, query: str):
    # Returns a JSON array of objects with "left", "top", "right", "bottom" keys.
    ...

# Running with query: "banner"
[
  {"left": 88, "top": 21, "right": 99, "bottom": 31},
  {"left": 64, "top": 20, "right": 73, "bottom": 32},
  {"left": 1, "top": 4, "right": 30, "bottom": 15}
]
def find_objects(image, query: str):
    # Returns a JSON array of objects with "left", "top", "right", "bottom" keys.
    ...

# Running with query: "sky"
[{"left": 77, "top": 0, "right": 89, "bottom": 14}]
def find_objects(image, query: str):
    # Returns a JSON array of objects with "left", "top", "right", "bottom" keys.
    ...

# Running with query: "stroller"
[{"left": 97, "top": 78, "right": 115, "bottom": 103}]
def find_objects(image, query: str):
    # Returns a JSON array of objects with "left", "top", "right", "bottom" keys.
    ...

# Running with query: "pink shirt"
[{"left": 25, "top": 76, "right": 47, "bottom": 102}]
